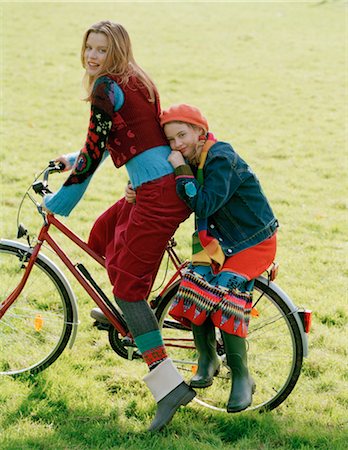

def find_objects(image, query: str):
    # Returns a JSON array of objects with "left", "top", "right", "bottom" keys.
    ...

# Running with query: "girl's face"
[
  {"left": 84, "top": 32, "right": 108, "bottom": 76},
  {"left": 164, "top": 122, "right": 202, "bottom": 163}
]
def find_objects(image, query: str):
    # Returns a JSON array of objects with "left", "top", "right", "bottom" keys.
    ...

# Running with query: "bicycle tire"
[
  {"left": 0, "top": 242, "right": 74, "bottom": 376},
  {"left": 155, "top": 277, "right": 304, "bottom": 412}
]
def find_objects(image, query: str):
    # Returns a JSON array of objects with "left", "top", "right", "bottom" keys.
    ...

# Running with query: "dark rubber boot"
[
  {"left": 148, "top": 381, "right": 196, "bottom": 432},
  {"left": 222, "top": 332, "right": 256, "bottom": 413},
  {"left": 190, "top": 320, "right": 221, "bottom": 388},
  {"left": 144, "top": 358, "right": 196, "bottom": 432}
]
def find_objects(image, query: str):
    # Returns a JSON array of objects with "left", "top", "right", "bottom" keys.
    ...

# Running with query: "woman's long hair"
[{"left": 81, "top": 21, "right": 156, "bottom": 102}]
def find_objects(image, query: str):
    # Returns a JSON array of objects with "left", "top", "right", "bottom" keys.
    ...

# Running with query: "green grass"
[{"left": 1, "top": 1, "right": 347, "bottom": 449}]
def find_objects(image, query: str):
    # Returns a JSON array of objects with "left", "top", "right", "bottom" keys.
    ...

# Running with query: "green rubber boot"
[
  {"left": 190, "top": 320, "right": 221, "bottom": 388},
  {"left": 222, "top": 332, "right": 256, "bottom": 413},
  {"left": 144, "top": 358, "right": 196, "bottom": 432}
]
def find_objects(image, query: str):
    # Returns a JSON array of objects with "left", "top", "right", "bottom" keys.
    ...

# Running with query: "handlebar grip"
[{"left": 49, "top": 160, "right": 66, "bottom": 171}]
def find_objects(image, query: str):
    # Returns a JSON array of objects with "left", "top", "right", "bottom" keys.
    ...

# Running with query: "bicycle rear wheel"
[
  {"left": 0, "top": 242, "right": 74, "bottom": 376},
  {"left": 156, "top": 277, "right": 304, "bottom": 412}
]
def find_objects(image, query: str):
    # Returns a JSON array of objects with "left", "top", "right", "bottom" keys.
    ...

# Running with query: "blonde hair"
[{"left": 81, "top": 21, "right": 156, "bottom": 102}]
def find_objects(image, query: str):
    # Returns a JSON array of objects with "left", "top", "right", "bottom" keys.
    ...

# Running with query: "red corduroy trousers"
[{"left": 88, "top": 174, "right": 191, "bottom": 301}]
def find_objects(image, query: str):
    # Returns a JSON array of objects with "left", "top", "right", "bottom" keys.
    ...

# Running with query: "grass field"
[{"left": 1, "top": 1, "right": 347, "bottom": 449}]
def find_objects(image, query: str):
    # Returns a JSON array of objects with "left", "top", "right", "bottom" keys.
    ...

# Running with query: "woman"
[
  {"left": 161, "top": 104, "right": 279, "bottom": 412},
  {"left": 43, "top": 22, "right": 194, "bottom": 431}
]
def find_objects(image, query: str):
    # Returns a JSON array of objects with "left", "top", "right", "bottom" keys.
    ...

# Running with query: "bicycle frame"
[
  {"left": 1, "top": 212, "right": 189, "bottom": 339},
  {"left": 2, "top": 163, "right": 313, "bottom": 414}
]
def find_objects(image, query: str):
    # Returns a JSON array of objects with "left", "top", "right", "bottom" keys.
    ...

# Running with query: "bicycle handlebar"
[
  {"left": 32, "top": 161, "right": 65, "bottom": 197},
  {"left": 45, "top": 160, "right": 66, "bottom": 178}
]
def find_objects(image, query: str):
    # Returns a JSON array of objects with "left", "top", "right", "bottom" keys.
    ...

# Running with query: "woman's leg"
[
  {"left": 87, "top": 197, "right": 131, "bottom": 258},
  {"left": 96, "top": 175, "right": 193, "bottom": 430},
  {"left": 114, "top": 298, "right": 166, "bottom": 370},
  {"left": 115, "top": 297, "right": 195, "bottom": 431},
  {"left": 107, "top": 174, "right": 191, "bottom": 301}
]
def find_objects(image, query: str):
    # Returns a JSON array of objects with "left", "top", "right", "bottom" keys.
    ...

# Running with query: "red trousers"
[{"left": 88, "top": 174, "right": 191, "bottom": 301}]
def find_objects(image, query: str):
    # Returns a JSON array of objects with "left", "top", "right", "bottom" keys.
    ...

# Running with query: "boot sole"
[
  {"left": 227, "top": 382, "right": 256, "bottom": 413},
  {"left": 190, "top": 367, "right": 220, "bottom": 389},
  {"left": 227, "top": 402, "right": 251, "bottom": 413},
  {"left": 190, "top": 379, "right": 213, "bottom": 388}
]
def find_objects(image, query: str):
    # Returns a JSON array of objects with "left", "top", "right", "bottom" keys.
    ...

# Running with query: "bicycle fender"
[
  {"left": 152, "top": 279, "right": 181, "bottom": 313},
  {"left": 0, "top": 238, "right": 79, "bottom": 349},
  {"left": 256, "top": 275, "right": 309, "bottom": 357}
]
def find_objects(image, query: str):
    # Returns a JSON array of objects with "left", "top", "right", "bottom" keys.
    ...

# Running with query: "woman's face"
[
  {"left": 164, "top": 122, "right": 202, "bottom": 163},
  {"left": 84, "top": 32, "right": 108, "bottom": 76}
]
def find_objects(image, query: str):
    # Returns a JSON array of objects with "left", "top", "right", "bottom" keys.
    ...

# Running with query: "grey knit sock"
[{"left": 114, "top": 297, "right": 159, "bottom": 339}]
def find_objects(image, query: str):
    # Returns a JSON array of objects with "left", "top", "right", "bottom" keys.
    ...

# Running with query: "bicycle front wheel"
[
  {"left": 156, "top": 277, "right": 304, "bottom": 412},
  {"left": 0, "top": 242, "right": 74, "bottom": 376}
]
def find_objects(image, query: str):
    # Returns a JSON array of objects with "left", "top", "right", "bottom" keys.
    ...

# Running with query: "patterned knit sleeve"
[{"left": 43, "top": 77, "right": 117, "bottom": 216}]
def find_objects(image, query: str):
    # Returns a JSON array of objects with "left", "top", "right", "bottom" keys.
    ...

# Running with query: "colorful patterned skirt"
[{"left": 169, "top": 233, "right": 277, "bottom": 337}]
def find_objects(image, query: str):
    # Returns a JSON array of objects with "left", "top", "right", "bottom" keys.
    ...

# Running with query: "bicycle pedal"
[
  {"left": 93, "top": 321, "right": 110, "bottom": 331},
  {"left": 127, "top": 347, "right": 135, "bottom": 360},
  {"left": 121, "top": 336, "right": 136, "bottom": 347}
]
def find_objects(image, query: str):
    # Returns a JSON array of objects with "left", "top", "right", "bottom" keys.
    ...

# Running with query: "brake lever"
[{"left": 32, "top": 181, "right": 52, "bottom": 196}]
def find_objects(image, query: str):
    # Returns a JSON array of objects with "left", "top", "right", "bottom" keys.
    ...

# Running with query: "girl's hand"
[
  {"left": 168, "top": 151, "right": 185, "bottom": 169},
  {"left": 125, "top": 183, "right": 136, "bottom": 204}
]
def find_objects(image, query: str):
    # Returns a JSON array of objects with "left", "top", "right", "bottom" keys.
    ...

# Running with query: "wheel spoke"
[{"left": 0, "top": 244, "right": 73, "bottom": 375}]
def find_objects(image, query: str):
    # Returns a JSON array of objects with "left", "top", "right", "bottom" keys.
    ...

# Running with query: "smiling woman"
[
  {"left": 83, "top": 32, "right": 108, "bottom": 76},
  {"left": 40, "top": 19, "right": 195, "bottom": 432}
]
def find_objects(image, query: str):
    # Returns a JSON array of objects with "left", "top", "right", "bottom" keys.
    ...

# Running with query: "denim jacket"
[{"left": 174, "top": 141, "right": 279, "bottom": 256}]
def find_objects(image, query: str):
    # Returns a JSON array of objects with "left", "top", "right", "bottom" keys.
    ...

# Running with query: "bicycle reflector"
[
  {"left": 34, "top": 314, "right": 44, "bottom": 332},
  {"left": 251, "top": 307, "right": 259, "bottom": 317},
  {"left": 298, "top": 309, "right": 312, "bottom": 333}
]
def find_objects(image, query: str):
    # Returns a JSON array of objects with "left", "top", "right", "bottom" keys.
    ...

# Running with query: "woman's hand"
[
  {"left": 168, "top": 151, "right": 186, "bottom": 169},
  {"left": 41, "top": 200, "right": 53, "bottom": 214},
  {"left": 54, "top": 155, "right": 73, "bottom": 172},
  {"left": 125, "top": 182, "right": 136, "bottom": 204}
]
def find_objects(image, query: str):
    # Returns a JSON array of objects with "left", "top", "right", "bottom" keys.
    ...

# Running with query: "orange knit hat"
[{"left": 160, "top": 104, "right": 209, "bottom": 133}]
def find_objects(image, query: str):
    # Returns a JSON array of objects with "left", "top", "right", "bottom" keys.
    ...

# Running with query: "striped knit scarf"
[{"left": 191, "top": 133, "right": 226, "bottom": 271}]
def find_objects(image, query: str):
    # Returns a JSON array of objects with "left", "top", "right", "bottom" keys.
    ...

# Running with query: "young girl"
[
  {"left": 160, "top": 104, "right": 279, "bottom": 412},
  {"left": 43, "top": 22, "right": 195, "bottom": 431}
]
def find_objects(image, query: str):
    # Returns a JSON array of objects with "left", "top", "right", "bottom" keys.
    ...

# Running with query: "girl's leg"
[
  {"left": 115, "top": 297, "right": 195, "bottom": 431},
  {"left": 190, "top": 319, "right": 220, "bottom": 388},
  {"left": 221, "top": 331, "right": 255, "bottom": 412}
]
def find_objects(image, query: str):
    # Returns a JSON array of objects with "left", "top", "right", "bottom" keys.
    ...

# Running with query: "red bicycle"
[{"left": 0, "top": 162, "right": 311, "bottom": 412}]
